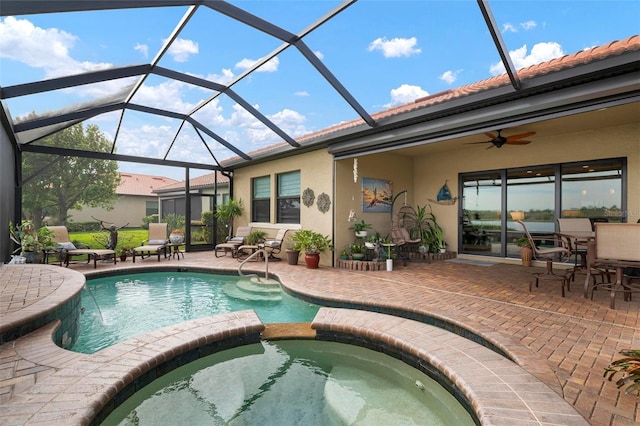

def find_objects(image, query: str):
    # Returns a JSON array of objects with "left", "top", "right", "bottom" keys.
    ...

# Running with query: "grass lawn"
[{"left": 69, "top": 228, "right": 148, "bottom": 250}]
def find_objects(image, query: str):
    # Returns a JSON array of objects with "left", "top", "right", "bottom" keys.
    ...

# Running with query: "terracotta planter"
[
  {"left": 520, "top": 247, "right": 533, "bottom": 267},
  {"left": 304, "top": 252, "right": 320, "bottom": 269}
]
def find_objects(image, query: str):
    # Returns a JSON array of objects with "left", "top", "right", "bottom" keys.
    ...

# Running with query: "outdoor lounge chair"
[
  {"left": 214, "top": 226, "right": 251, "bottom": 258},
  {"left": 133, "top": 223, "right": 168, "bottom": 262},
  {"left": 46, "top": 225, "right": 116, "bottom": 268},
  {"left": 517, "top": 220, "right": 572, "bottom": 297}
]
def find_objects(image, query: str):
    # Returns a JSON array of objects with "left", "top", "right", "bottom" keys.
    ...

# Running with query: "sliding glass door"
[{"left": 459, "top": 158, "right": 625, "bottom": 258}]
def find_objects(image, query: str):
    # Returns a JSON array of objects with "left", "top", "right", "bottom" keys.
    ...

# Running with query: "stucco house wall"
[
  {"left": 68, "top": 195, "right": 155, "bottom": 229},
  {"left": 238, "top": 119, "right": 638, "bottom": 266},
  {"left": 233, "top": 149, "right": 333, "bottom": 265},
  {"left": 410, "top": 121, "right": 640, "bottom": 249}
]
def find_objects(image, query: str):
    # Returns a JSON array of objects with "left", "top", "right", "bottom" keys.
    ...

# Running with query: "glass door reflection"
[
  {"left": 461, "top": 172, "right": 502, "bottom": 256},
  {"left": 506, "top": 167, "right": 556, "bottom": 259}
]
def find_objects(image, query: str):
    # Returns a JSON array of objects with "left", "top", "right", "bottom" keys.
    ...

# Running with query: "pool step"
[{"left": 222, "top": 279, "right": 283, "bottom": 302}]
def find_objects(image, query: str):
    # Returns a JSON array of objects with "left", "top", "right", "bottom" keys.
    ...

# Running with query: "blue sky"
[{"left": 1, "top": 1, "right": 638, "bottom": 180}]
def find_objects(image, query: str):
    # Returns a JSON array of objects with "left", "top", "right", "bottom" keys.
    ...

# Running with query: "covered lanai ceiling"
[{"left": 1, "top": 1, "right": 639, "bottom": 173}]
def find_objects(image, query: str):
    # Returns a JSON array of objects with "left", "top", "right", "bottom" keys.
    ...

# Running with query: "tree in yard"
[{"left": 21, "top": 123, "right": 120, "bottom": 227}]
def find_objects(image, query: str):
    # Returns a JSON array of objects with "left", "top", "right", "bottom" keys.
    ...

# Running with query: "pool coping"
[
  {"left": 312, "top": 308, "right": 589, "bottom": 426},
  {"left": 1, "top": 265, "right": 589, "bottom": 425},
  {"left": 2, "top": 307, "right": 588, "bottom": 425}
]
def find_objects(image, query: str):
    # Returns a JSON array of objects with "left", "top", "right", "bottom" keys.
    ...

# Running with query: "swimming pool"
[
  {"left": 101, "top": 340, "right": 475, "bottom": 426},
  {"left": 74, "top": 271, "right": 320, "bottom": 353}
]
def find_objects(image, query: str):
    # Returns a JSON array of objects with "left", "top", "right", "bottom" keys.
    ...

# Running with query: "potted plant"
[
  {"left": 350, "top": 243, "right": 365, "bottom": 260},
  {"left": 349, "top": 219, "right": 372, "bottom": 238},
  {"left": 9, "top": 220, "right": 55, "bottom": 263},
  {"left": 118, "top": 247, "right": 132, "bottom": 261},
  {"left": 246, "top": 230, "right": 267, "bottom": 246},
  {"left": 515, "top": 236, "right": 533, "bottom": 267},
  {"left": 291, "top": 229, "right": 332, "bottom": 269},
  {"left": 339, "top": 248, "right": 349, "bottom": 260},
  {"left": 169, "top": 228, "right": 185, "bottom": 244}
]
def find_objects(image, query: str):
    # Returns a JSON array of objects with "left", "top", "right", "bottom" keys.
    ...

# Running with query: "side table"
[{"left": 166, "top": 243, "right": 184, "bottom": 260}]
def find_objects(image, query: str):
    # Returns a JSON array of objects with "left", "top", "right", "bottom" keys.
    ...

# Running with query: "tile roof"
[
  {"left": 223, "top": 35, "right": 639, "bottom": 163},
  {"left": 153, "top": 172, "right": 230, "bottom": 193},
  {"left": 117, "top": 173, "right": 179, "bottom": 196}
]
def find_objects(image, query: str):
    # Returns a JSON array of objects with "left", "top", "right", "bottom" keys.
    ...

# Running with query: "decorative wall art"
[
  {"left": 361, "top": 178, "right": 392, "bottom": 213},
  {"left": 302, "top": 188, "right": 315, "bottom": 207},
  {"left": 317, "top": 193, "right": 331, "bottom": 213}
]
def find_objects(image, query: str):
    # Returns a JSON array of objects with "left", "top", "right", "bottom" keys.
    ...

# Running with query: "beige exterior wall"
[
  {"left": 408, "top": 122, "right": 639, "bottom": 250},
  {"left": 233, "top": 121, "right": 639, "bottom": 265},
  {"left": 68, "top": 196, "right": 154, "bottom": 228},
  {"left": 334, "top": 153, "right": 414, "bottom": 257},
  {"left": 233, "top": 149, "right": 333, "bottom": 265}
]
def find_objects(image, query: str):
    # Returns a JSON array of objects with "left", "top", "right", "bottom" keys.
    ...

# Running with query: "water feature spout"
[{"left": 83, "top": 283, "right": 104, "bottom": 324}]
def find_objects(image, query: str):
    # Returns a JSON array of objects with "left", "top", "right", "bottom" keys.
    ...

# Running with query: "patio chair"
[
  {"left": 517, "top": 220, "right": 572, "bottom": 297},
  {"left": 46, "top": 225, "right": 117, "bottom": 268},
  {"left": 261, "top": 228, "right": 289, "bottom": 260},
  {"left": 133, "top": 223, "right": 168, "bottom": 262},
  {"left": 587, "top": 223, "right": 640, "bottom": 309},
  {"left": 556, "top": 218, "right": 608, "bottom": 284},
  {"left": 214, "top": 226, "right": 251, "bottom": 258},
  {"left": 391, "top": 222, "right": 421, "bottom": 263}
]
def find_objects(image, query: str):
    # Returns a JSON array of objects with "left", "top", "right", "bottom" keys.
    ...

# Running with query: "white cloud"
[
  {"left": 205, "top": 68, "right": 235, "bottom": 86},
  {"left": 314, "top": 50, "right": 324, "bottom": 60},
  {"left": 0, "top": 17, "right": 134, "bottom": 99},
  {"left": 502, "top": 20, "right": 537, "bottom": 33},
  {"left": 440, "top": 69, "right": 462, "bottom": 85},
  {"left": 132, "top": 79, "right": 197, "bottom": 113},
  {"left": 490, "top": 41, "right": 564, "bottom": 75},
  {"left": 502, "top": 23, "right": 517, "bottom": 33},
  {"left": 294, "top": 91, "right": 309, "bottom": 97},
  {"left": 134, "top": 43, "right": 148, "bottom": 58},
  {"left": 384, "top": 84, "right": 429, "bottom": 108},
  {"left": 368, "top": 37, "right": 421, "bottom": 58},
  {"left": 235, "top": 56, "right": 279, "bottom": 72},
  {"left": 167, "top": 38, "right": 198, "bottom": 62}
]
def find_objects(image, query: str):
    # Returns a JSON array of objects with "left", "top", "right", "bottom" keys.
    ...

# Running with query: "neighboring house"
[
  {"left": 152, "top": 172, "right": 230, "bottom": 223},
  {"left": 68, "top": 173, "right": 179, "bottom": 227},
  {"left": 228, "top": 37, "right": 640, "bottom": 266}
]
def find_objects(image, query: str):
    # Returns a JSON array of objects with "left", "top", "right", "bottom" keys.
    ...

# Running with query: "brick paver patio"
[{"left": 1, "top": 253, "right": 638, "bottom": 425}]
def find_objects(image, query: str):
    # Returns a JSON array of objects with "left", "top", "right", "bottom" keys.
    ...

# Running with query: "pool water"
[
  {"left": 102, "top": 340, "right": 475, "bottom": 426},
  {"left": 73, "top": 271, "right": 320, "bottom": 354}
]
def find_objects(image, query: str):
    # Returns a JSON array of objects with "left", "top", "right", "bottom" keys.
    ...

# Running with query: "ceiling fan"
[{"left": 467, "top": 129, "right": 536, "bottom": 149}]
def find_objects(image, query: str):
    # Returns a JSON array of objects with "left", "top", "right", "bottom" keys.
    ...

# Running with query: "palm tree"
[{"left": 215, "top": 198, "right": 244, "bottom": 240}]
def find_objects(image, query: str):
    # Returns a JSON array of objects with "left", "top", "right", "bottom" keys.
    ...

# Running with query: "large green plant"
[
  {"left": 214, "top": 198, "right": 244, "bottom": 239},
  {"left": 9, "top": 220, "right": 55, "bottom": 254},
  {"left": 403, "top": 204, "right": 445, "bottom": 253},
  {"left": 291, "top": 230, "right": 332, "bottom": 254}
]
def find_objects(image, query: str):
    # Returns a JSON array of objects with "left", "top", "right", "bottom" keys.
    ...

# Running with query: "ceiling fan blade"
[
  {"left": 466, "top": 141, "right": 492, "bottom": 145},
  {"left": 484, "top": 132, "right": 497, "bottom": 140},
  {"left": 505, "top": 140, "right": 532, "bottom": 145},
  {"left": 505, "top": 131, "right": 536, "bottom": 141}
]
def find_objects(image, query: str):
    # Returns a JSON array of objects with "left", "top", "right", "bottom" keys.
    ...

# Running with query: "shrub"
[{"left": 141, "top": 214, "right": 159, "bottom": 230}]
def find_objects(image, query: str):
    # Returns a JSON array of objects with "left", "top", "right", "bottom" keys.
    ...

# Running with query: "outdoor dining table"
[{"left": 554, "top": 230, "right": 595, "bottom": 271}]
